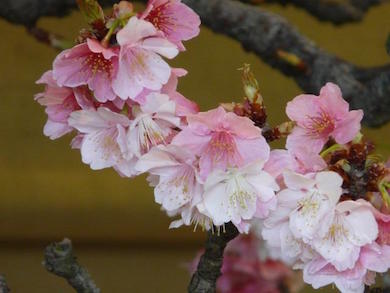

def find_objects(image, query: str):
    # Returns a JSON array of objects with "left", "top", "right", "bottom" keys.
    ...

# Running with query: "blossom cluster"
[
  {"left": 261, "top": 83, "right": 390, "bottom": 292},
  {"left": 35, "top": 1, "right": 390, "bottom": 292}
]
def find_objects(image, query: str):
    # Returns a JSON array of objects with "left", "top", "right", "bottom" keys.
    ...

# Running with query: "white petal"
[
  {"left": 315, "top": 171, "right": 343, "bottom": 205},
  {"left": 141, "top": 37, "right": 179, "bottom": 59},
  {"left": 283, "top": 171, "right": 315, "bottom": 190},
  {"left": 117, "top": 17, "right": 157, "bottom": 46}
]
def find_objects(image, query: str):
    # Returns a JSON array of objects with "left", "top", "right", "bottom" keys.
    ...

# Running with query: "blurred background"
[{"left": 1, "top": 1, "right": 390, "bottom": 292}]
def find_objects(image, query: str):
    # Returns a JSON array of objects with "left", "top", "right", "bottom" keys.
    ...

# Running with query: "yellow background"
[{"left": 1, "top": 2, "right": 390, "bottom": 292}]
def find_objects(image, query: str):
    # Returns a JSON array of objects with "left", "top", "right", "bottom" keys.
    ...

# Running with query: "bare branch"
[
  {"left": 246, "top": 0, "right": 387, "bottom": 25},
  {"left": 0, "top": 275, "right": 10, "bottom": 293},
  {"left": 44, "top": 238, "right": 100, "bottom": 293},
  {"left": 188, "top": 223, "right": 239, "bottom": 293}
]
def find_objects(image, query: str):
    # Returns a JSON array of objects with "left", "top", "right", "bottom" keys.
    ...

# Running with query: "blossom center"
[
  {"left": 324, "top": 223, "right": 349, "bottom": 244},
  {"left": 208, "top": 131, "right": 236, "bottom": 159},
  {"left": 228, "top": 175, "right": 256, "bottom": 211},
  {"left": 137, "top": 115, "right": 167, "bottom": 154},
  {"left": 83, "top": 53, "right": 113, "bottom": 77},
  {"left": 304, "top": 110, "right": 335, "bottom": 137},
  {"left": 145, "top": 3, "right": 175, "bottom": 33}
]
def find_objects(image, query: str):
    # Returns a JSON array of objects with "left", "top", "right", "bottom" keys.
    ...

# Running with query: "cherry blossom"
[
  {"left": 128, "top": 92, "right": 181, "bottom": 157},
  {"left": 262, "top": 171, "right": 343, "bottom": 264},
  {"left": 312, "top": 200, "right": 378, "bottom": 271},
  {"left": 53, "top": 39, "right": 119, "bottom": 102},
  {"left": 113, "top": 16, "right": 179, "bottom": 100},
  {"left": 68, "top": 107, "right": 137, "bottom": 177},
  {"left": 172, "top": 106, "right": 270, "bottom": 180},
  {"left": 135, "top": 144, "right": 202, "bottom": 212},
  {"left": 202, "top": 162, "right": 279, "bottom": 231},
  {"left": 286, "top": 82, "right": 363, "bottom": 153},
  {"left": 35, "top": 71, "right": 94, "bottom": 139},
  {"left": 140, "top": 0, "right": 201, "bottom": 51}
]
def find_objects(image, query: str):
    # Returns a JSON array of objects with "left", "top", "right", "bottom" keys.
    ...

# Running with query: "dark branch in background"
[
  {"left": 44, "top": 238, "right": 100, "bottom": 293},
  {"left": 0, "top": 275, "right": 10, "bottom": 293},
  {"left": 241, "top": 0, "right": 387, "bottom": 25},
  {"left": 188, "top": 223, "right": 239, "bottom": 293},
  {"left": 1, "top": 0, "right": 390, "bottom": 126}
]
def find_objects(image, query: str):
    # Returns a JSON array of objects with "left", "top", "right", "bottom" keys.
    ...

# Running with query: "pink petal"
[
  {"left": 286, "top": 126, "right": 327, "bottom": 154},
  {"left": 53, "top": 43, "right": 91, "bottom": 87},
  {"left": 235, "top": 136, "right": 270, "bottom": 166},
  {"left": 332, "top": 109, "right": 363, "bottom": 144},
  {"left": 286, "top": 94, "right": 320, "bottom": 125},
  {"left": 116, "top": 16, "right": 157, "bottom": 46},
  {"left": 224, "top": 112, "right": 262, "bottom": 138},
  {"left": 319, "top": 82, "right": 349, "bottom": 118}
]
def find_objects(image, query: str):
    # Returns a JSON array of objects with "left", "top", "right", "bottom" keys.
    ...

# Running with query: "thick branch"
[
  {"left": 1, "top": 0, "right": 390, "bottom": 126},
  {"left": 256, "top": 0, "right": 386, "bottom": 25},
  {"left": 0, "top": 275, "right": 10, "bottom": 293},
  {"left": 188, "top": 223, "right": 239, "bottom": 293},
  {"left": 44, "top": 238, "right": 100, "bottom": 293}
]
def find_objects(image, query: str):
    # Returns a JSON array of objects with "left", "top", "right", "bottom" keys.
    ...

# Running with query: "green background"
[{"left": 0, "top": 2, "right": 390, "bottom": 292}]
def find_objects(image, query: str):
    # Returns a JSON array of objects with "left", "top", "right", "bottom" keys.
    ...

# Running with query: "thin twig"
[{"left": 43, "top": 238, "right": 100, "bottom": 293}]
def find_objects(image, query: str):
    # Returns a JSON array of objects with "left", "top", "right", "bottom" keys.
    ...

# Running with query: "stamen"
[{"left": 82, "top": 53, "right": 113, "bottom": 78}]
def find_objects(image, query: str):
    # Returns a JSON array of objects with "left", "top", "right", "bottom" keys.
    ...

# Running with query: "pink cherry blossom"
[
  {"left": 135, "top": 144, "right": 202, "bottom": 212},
  {"left": 286, "top": 82, "right": 363, "bottom": 153},
  {"left": 172, "top": 106, "right": 270, "bottom": 180},
  {"left": 304, "top": 241, "right": 390, "bottom": 293},
  {"left": 35, "top": 71, "right": 94, "bottom": 139},
  {"left": 113, "top": 16, "right": 179, "bottom": 100},
  {"left": 202, "top": 162, "right": 279, "bottom": 231},
  {"left": 128, "top": 92, "right": 181, "bottom": 157},
  {"left": 68, "top": 107, "right": 137, "bottom": 177},
  {"left": 262, "top": 171, "right": 343, "bottom": 265},
  {"left": 303, "top": 256, "right": 369, "bottom": 293},
  {"left": 140, "top": 0, "right": 201, "bottom": 51},
  {"left": 312, "top": 200, "right": 378, "bottom": 271},
  {"left": 53, "top": 39, "right": 119, "bottom": 102}
]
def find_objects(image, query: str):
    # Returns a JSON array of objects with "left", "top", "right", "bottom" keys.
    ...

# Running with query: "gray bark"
[{"left": 44, "top": 238, "right": 100, "bottom": 293}]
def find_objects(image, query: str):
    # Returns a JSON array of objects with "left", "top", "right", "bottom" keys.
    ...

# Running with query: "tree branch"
[
  {"left": 0, "top": 0, "right": 390, "bottom": 127},
  {"left": 0, "top": 275, "right": 10, "bottom": 293},
  {"left": 44, "top": 238, "right": 100, "bottom": 293},
  {"left": 188, "top": 223, "right": 239, "bottom": 293},
  {"left": 248, "top": 0, "right": 387, "bottom": 25}
]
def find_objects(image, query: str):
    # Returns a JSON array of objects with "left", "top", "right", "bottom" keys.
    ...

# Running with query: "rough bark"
[
  {"left": 0, "top": 275, "right": 10, "bottom": 293},
  {"left": 255, "top": 0, "right": 386, "bottom": 25},
  {"left": 188, "top": 223, "right": 239, "bottom": 293},
  {"left": 44, "top": 238, "right": 100, "bottom": 293}
]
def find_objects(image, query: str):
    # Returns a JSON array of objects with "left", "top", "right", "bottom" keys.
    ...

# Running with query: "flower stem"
[
  {"left": 101, "top": 19, "right": 120, "bottom": 47},
  {"left": 320, "top": 144, "right": 345, "bottom": 158}
]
